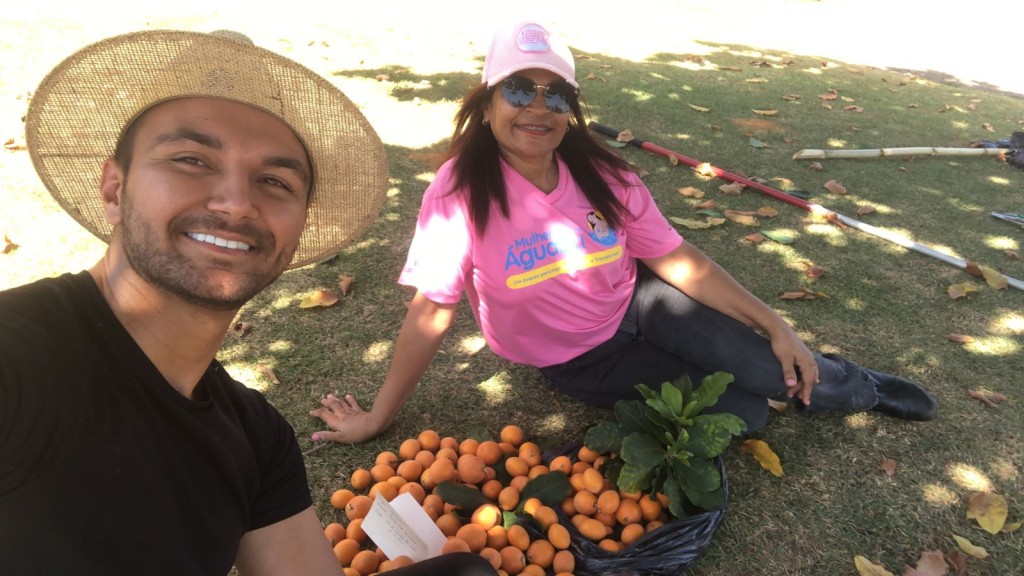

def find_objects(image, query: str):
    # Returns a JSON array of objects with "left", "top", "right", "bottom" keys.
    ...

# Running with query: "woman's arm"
[
  {"left": 640, "top": 242, "right": 818, "bottom": 403},
  {"left": 310, "top": 291, "right": 458, "bottom": 443}
]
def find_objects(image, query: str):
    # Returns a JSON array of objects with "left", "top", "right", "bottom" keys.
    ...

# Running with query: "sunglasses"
[{"left": 500, "top": 75, "right": 579, "bottom": 114}]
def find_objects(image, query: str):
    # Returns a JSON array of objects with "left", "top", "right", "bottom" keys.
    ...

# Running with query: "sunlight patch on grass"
[
  {"left": 843, "top": 412, "right": 873, "bottom": 430},
  {"left": 223, "top": 362, "right": 270, "bottom": 393},
  {"left": 270, "top": 295, "right": 295, "bottom": 310},
  {"left": 536, "top": 414, "right": 569, "bottom": 437},
  {"left": 922, "top": 483, "right": 959, "bottom": 508},
  {"left": 459, "top": 335, "right": 487, "bottom": 354},
  {"left": 985, "top": 235, "right": 1019, "bottom": 251},
  {"left": 948, "top": 463, "right": 993, "bottom": 492},
  {"left": 416, "top": 171, "right": 437, "bottom": 184},
  {"left": 988, "top": 175, "right": 1012, "bottom": 185},
  {"left": 362, "top": 341, "right": 392, "bottom": 363},
  {"left": 826, "top": 138, "right": 847, "bottom": 148},
  {"left": 989, "top": 458, "right": 1019, "bottom": 482},
  {"left": 843, "top": 297, "right": 867, "bottom": 311},
  {"left": 268, "top": 340, "right": 293, "bottom": 353},
  {"left": 799, "top": 67, "right": 823, "bottom": 76},
  {"left": 963, "top": 336, "right": 1019, "bottom": 356},
  {"left": 622, "top": 88, "right": 654, "bottom": 102},
  {"left": 478, "top": 371, "right": 511, "bottom": 405},
  {"left": 992, "top": 312, "right": 1024, "bottom": 335}
]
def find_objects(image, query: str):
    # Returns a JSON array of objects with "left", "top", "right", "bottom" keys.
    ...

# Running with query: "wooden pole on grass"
[{"left": 792, "top": 147, "right": 1007, "bottom": 160}]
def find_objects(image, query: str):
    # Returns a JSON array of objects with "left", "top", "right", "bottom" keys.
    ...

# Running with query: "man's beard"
[{"left": 119, "top": 187, "right": 293, "bottom": 311}]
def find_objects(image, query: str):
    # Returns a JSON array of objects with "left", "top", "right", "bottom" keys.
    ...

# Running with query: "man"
[{"left": 0, "top": 30, "right": 389, "bottom": 574}]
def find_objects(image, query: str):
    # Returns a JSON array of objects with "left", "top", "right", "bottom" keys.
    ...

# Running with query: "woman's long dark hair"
[{"left": 443, "top": 83, "right": 636, "bottom": 237}]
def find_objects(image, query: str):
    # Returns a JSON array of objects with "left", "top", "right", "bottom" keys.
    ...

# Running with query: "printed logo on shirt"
[{"left": 503, "top": 211, "right": 622, "bottom": 289}]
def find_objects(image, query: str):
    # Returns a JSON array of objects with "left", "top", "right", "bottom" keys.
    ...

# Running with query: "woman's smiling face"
[{"left": 483, "top": 68, "right": 571, "bottom": 170}]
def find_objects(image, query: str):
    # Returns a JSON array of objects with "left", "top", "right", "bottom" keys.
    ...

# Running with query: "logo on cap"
[{"left": 516, "top": 23, "right": 551, "bottom": 54}]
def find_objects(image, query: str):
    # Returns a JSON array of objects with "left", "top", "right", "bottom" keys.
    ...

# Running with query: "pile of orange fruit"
[{"left": 323, "top": 424, "right": 673, "bottom": 576}]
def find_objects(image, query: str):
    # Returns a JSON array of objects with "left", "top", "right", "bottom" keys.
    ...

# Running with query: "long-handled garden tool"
[{"left": 589, "top": 122, "right": 1024, "bottom": 292}]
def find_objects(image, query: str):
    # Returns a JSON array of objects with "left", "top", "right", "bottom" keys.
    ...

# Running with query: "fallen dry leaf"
[
  {"left": 824, "top": 179, "right": 847, "bottom": 195},
  {"left": 782, "top": 94, "right": 801, "bottom": 101},
  {"left": 688, "top": 103, "right": 711, "bottom": 112},
  {"left": 806, "top": 265, "right": 825, "bottom": 278},
  {"left": 767, "top": 398, "right": 788, "bottom": 412},
  {"left": 695, "top": 163, "right": 717, "bottom": 177},
  {"left": 979, "top": 265, "right": 1008, "bottom": 289},
  {"left": 2, "top": 234, "right": 19, "bottom": 254},
  {"left": 752, "top": 109, "right": 778, "bottom": 116},
  {"left": 779, "top": 287, "right": 827, "bottom": 300},
  {"left": 299, "top": 289, "right": 339, "bottom": 308},
  {"left": 338, "top": 274, "right": 354, "bottom": 296},
  {"left": 967, "top": 492, "right": 1008, "bottom": 534},
  {"left": 903, "top": 550, "right": 947, "bottom": 576},
  {"left": 744, "top": 232, "right": 766, "bottom": 244},
  {"left": 740, "top": 439, "right": 783, "bottom": 477},
  {"left": 694, "top": 199, "right": 717, "bottom": 210},
  {"left": 946, "top": 333, "right": 975, "bottom": 344},
  {"left": 723, "top": 210, "right": 759, "bottom": 226},
  {"left": 856, "top": 205, "right": 876, "bottom": 216},
  {"left": 964, "top": 262, "right": 983, "bottom": 277},
  {"left": 951, "top": 535, "right": 988, "bottom": 559},
  {"left": 968, "top": 389, "right": 1008, "bottom": 408},
  {"left": 719, "top": 182, "right": 745, "bottom": 195},
  {"left": 1006, "top": 250, "right": 1019, "bottom": 260},
  {"left": 947, "top": 283, "right": 979, "bottom": 299},
  {"left": 853, "top": 555, "right": 894, "bottom": 576},
  {"left": 258, "top": 365, "right": 280, "bottom": 384},
  {"left": 878, "top": 456, "right": 897, "bottom": 477},
  {"left": 843, "top": 105, "right": 864, "bottom": 113},
  {"left": 943, "top": 550, "right": 967, "bottom": 576},
  {"left": 230, "top": 321, "right": 253, "bottom": 338},
  {"left": 809, "top": 161, "right": 824, "bottom": 171},
  {"left": 677, "top": 186, "right": 704, "bottom": 200},
  {"left": 756, "top": 207, "right": 778, "bottom": 217},
  {"left": 819, "top": 92, "right": 838, "bottom": 101},
  {"left": 667, "top": 155, "right": 679, "bottom": 166},
  {"left": 670, "top": 217, "right": 713, "bottom": 230},
  {"left": 616, "top": 129, "right": 634, "bottom": 143},
  {"left": 982, "top": 123, "right": 994, "bottom": 132},
  {"left": 1002, "top": 521, "right": 1022, "bottom": 533}
]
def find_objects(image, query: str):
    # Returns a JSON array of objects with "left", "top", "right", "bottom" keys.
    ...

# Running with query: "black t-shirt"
[{"left": 0, "top": 272, "right": 313, "bottom": 575}]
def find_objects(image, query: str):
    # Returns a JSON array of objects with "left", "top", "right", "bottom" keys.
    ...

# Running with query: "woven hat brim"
[{"left": 25, "top": 30, "right": 389, "bottom": 269}]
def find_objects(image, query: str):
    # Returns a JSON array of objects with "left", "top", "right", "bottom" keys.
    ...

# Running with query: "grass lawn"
[{"left": 2, "top": 3, "right": 1021, "bottom": 574}]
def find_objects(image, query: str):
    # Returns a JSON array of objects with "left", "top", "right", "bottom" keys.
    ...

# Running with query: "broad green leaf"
[
  {"left": 519, "top": 471, "right": 572, "bottom": 507},
  {"left": 682, "top": 372, "right": 734, "bottom": 418},
  {"left": 639, "top": 386, "right": 677, "bottom": 421},
  {"left": 601, "top": 457, "right": 624, "bottom": 486},
  {"left": 614, "top": 399, "right": 665, "bottom": 437},
  {"left": 617, "top": 462, "right": 656, "bottom": 493},
  {"left": 672, "top": 456, "right": 721, "bottom": 494},
  {"left": 686, "top": 485, "right": 725, "bottom": 511},
  {"left": 621, "top": 432, "right": 665, "bottom": 469},
  {"left": 749, "top": 137, "right": 766, "bottom": 148},
  {"left": 661, "top": 473, "right": 687, "bottom": 519},
  {"left": 661, "top": 381, "right": 683, "bottom": 417},
  {"left": 685, "top": 413, "right": 746, "bottom": 457},
  {"left": 605, "top": 140, "right": 628, "bottom": 148},
  {"left": 584, "top": 421, "right": 625, "bottom": 454},
  {"left": 434, "top": 481, "right": 493, "bottom": 511}
]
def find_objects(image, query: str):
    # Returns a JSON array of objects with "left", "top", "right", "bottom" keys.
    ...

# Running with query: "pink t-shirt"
[{"left": 399, "top": 156, "right": 683, "bottom": 367}]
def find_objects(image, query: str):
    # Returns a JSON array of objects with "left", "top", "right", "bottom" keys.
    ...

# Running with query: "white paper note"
[{"left": 361, "top": 492, "right": 447, "bottom": 562}]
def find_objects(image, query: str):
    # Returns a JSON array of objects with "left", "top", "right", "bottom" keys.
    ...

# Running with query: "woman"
[{"left": 311, "top": 21, "right": 937, "bottom": 444}]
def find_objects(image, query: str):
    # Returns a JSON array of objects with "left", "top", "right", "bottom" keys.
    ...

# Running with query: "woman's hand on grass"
[{"left": 310, "top": 393, "right": 379, "bottom": 444}]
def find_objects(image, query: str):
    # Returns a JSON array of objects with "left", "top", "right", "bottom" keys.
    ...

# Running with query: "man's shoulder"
[{"left": 0, "top": 272, "right": 94, "bottom": 330}]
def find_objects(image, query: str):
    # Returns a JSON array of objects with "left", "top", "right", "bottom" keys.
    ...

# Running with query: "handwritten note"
[{"left": 361, "top": 492, "right": 447, "bottom": 562}]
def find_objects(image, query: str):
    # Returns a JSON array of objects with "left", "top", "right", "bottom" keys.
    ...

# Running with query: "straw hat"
[{"left": 25, "top": 29, "right": 388, "bottom": 269}]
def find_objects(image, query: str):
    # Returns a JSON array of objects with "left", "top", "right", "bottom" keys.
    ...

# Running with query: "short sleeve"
[
  {"left": 617, "top": 170, "right": 683, "bottom": 258},
  {"left": 397, "top": 162, "right": 474, "bottom": 304}
]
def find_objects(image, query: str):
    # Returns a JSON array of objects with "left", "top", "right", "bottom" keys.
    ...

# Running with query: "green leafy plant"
[{"left": 584, "top": 372, "right": 745, "bottom": 519}]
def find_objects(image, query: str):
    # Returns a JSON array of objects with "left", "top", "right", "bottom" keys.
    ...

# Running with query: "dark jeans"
[{"left": 540, "top": 265, "right": 878, "bottom": 432}]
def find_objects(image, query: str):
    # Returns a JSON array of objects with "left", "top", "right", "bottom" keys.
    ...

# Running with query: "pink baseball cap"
[{"left": 481, "top": 22, "right": 577, "bottom": 88}]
